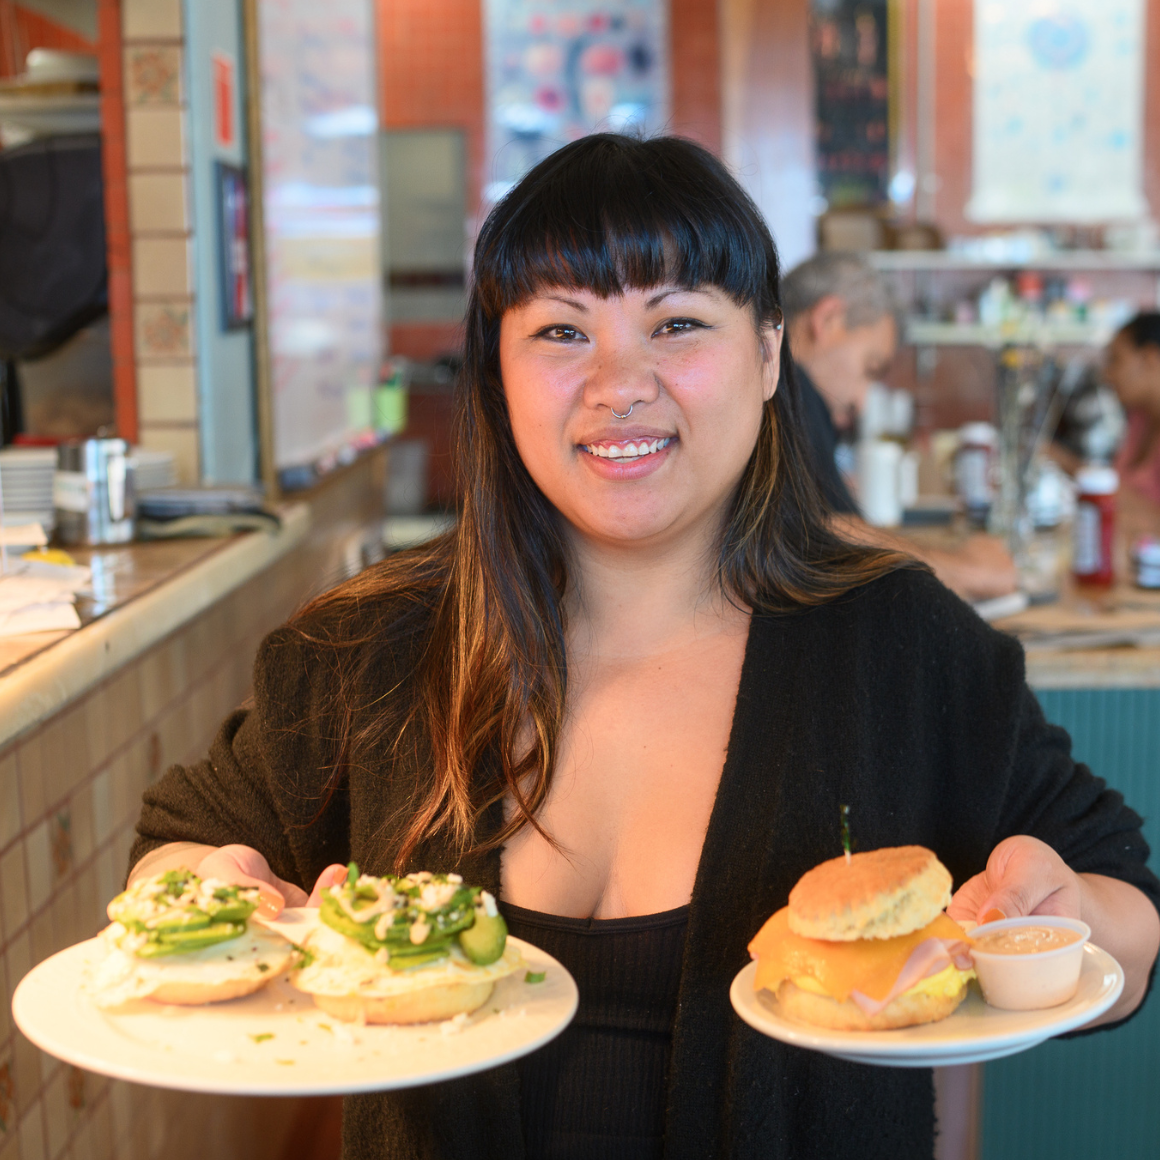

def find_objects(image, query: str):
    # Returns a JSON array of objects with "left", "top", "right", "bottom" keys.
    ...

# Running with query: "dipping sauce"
[
  {"left": 970, "top": 916, "right": 1090, "bottom": 1010},
  {"left": 973, "top": 925, "right": 1082, "bottom": 956}
]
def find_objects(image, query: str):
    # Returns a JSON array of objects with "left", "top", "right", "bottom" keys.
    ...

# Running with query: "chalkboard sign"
[{"left": 811, "top": 0, "right": 889, "bottom": 209}]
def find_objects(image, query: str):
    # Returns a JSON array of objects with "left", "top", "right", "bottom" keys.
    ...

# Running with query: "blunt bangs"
[{"left": 471, "top": 134, "right": 781, "bottom": 323}]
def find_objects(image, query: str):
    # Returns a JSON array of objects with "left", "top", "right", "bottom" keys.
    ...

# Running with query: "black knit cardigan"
[{"left": 131, "top": 568, "right": 1160, "bottom": 1160}]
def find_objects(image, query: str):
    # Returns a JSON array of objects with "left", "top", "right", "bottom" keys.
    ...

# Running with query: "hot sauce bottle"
[{"left": 1072, "top": 466, "right": 1118, "bottom": 587}]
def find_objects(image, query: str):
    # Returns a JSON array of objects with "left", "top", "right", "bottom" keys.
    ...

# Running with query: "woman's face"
[
  {"left": 1104, "top": 333, "right": 1160, "bottom": 410},
  {"left": 499, "top": 285, "right": 781, "bottom": 551}
]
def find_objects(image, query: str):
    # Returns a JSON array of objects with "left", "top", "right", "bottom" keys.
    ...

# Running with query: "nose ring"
[{"left": 610, "top": 404, "right": 634, "bottom": 419}]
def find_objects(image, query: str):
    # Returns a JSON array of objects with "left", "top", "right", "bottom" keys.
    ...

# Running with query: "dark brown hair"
[{"left": 296, "top": 134, "right": 913, "bottom": 868}]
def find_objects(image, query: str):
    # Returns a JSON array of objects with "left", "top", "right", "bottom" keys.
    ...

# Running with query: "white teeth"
[{"left": 583, "top": 437, "right": 672, "bottom": 460}]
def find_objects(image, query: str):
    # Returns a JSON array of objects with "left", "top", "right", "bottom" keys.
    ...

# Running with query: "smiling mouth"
[{"left": 580, "top": 437, "right": 674, "bottom": 462}]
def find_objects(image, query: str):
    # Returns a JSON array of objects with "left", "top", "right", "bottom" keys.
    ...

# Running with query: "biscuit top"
[{"left": 787, "top": 845, "right": 953, "bottom": 941}]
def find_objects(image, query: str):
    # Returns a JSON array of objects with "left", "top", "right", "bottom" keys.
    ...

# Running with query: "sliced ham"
[{"left": 849, "top": 938, "right": 972, "bottom": 1017}]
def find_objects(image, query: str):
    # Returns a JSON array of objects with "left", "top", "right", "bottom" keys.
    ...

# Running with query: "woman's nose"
[{"left": 583, "top": 342, "right": 661, "bottom": 413}]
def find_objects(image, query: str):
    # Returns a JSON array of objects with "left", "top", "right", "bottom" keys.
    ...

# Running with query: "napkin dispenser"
[{"left": 53, "top": 438, "right": 136, "bottom": 545}]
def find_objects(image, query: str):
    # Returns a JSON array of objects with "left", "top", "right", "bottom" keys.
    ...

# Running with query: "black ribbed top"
[{"left": 502, "top": 902, "right": 690, "bottom": 1160}]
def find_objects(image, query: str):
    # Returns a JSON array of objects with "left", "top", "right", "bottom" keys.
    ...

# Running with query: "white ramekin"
[{"left": 969, "top": 915, "right": 1090, "bottom": 1010}]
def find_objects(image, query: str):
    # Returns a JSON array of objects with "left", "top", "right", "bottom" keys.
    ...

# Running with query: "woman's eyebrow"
[
  {"left": 644, "top": 286, "right": 715, "bottom": 309},
  {"left": 540, "top": 294, "right": 589, "bottom": 311}
]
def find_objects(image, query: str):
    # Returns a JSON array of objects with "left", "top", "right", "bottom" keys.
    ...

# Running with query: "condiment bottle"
[
  {"left": 954, "top": 422, "right": 996, "bottom": 528},
  {"left": 1072, "top": 466, "right": 1118, "bottom": 586},
  {"left": 1133, "top": 536, "right": 1160, "bottom": 589}
]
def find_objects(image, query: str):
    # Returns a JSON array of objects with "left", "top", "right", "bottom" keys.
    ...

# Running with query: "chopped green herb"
[
  {"left": 257, "top": 962, "right": 270, "bottom": 973},
  {"left": 249, "top": 1033, "right": 274, "bottom": 1044},
  {"left": 524, "top": 970, "right": 546, "bottom": 984}
]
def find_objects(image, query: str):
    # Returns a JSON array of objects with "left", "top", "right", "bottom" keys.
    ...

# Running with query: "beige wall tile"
[
  {"left": 105, "top": 666, "right": 142, "bottom": 757},
  {"left": 17, "top": 733, "right": 46, "bottom": 826},
  {"left": 50, "top": 879, "right": 78, "bottom": 958},
  {"left": 137, "top": 364, "right": 197, "bottom": 424},
  {"left": 0, "top": 748, "right": 19, "bottom": 848},
  {"left": 90, "top": 1097, "right": 114, "bottom": 1160},
  {"left": 126, "top": 106, "right": 186, "bottom": 170},
  {"left": 90, "top": 769, "right": 112, "bottom": 848},
  {"left": 71, "top": 783, "right": 94, "bottom": 867},
  {"left": 94, "top": 848, "right": 117, "bottom": 916},
  {"left": 137, "top": 426, "right": 200, "bottom": 487},
  {"left": 9, "top": 1022, "right": 37, "bottom": 1115},
  {"left": 123, "top": 0, "right": 183, "bottom": 41},
  {"left": 42, "top": 1065, "right": 72, "bottom": 1160},
  {"left": 129, "top": 172, "right": 189, "bottom": 233},
  {"left": 48, "top": 703, "right": 90, "bottom": 808},
  {"left": 0, "top": 955, "right": 8, "bottom": 1041},
  {"left": 139, "top": 644, "right": 172, "bottom": 723},
  {"left": 124, "top": 46, "right": 182, "bottom": 106},
  {"left": 24, "top": 822, "right": 51, "bottom": 915},
  {"left": 74, "top": 866, "right": 100, "bottom": 943},
  {"left": 29, "top": 909, "right": 53, "bottom": 967},
  {"left": 132, "top": 236, "right": 191, "bottom": 297},
  {"left": 0, "top": 1119, "right": 21, "bottom": 1160},
  {"left": 5, "top": 930, "right": 30, "bottom": 1011},
  {"left": 135, "top": 302, "right": 191, "bottom": 360},
  {"left": 49, "top": 808, "right": 73, "bottom": 883},
  {"left": 1, "top": 840, "right": 28, "bottom": 938},
  {"left": 18, "top": 1102, "right": 46, "bottom": 1160},
  {"left": 84, "top": 689, "right": 111, "bottom": 770}
]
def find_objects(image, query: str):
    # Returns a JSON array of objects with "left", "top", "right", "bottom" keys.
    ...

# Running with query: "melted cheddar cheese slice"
[{"left": 748, "top": 907, "right": 970, "bottom": 1003}]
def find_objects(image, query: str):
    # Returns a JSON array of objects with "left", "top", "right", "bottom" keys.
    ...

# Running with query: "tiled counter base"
[{"left": 0, "top": 454, "right": 389, "bottom": 1160}]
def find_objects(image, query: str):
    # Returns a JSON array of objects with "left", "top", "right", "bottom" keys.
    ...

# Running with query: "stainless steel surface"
[{"left": 54, "top": 438, "right": 136, "bottom": 546}]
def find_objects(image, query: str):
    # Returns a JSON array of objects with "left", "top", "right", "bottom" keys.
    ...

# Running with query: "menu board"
[
  {"left": 967, "top": 0, "right": 1147, "bottom": 223},
  {"left": 257, "top": 0, "right": 383, "bottom": 474},
  {"left": 483, "top": 0, "right": 669, "bottom": 202},
  {"left": 810, "top": 0, "right": 890, "bottom": 209}
]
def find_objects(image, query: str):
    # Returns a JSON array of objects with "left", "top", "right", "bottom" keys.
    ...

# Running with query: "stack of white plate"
[
  {"left": 130, "top": 449, "right": 177, "bottom": 493},
  {"left": 0, "top": 447, "right": 56, "bottom": 531}
]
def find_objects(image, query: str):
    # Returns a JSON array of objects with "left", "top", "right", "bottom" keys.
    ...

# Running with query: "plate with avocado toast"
[{"left": 12, "top": 866, "right": 578, "bottom": 1095}]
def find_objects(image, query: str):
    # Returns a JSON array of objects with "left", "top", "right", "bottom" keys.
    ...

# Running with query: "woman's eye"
[
  {"left": 656, "top": 317, "right": 707, "bottom": 336},
  {"left": 536, "top": 324, "right": 585, "bottom": 342}
]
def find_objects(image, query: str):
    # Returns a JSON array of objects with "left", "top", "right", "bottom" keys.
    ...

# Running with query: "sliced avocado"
[
  {"left": 134, "top": 921, "right": 246, "bottom": 957},
  {"left": 458, "top": 911, "right": 507, "bottom": 965},
  {"left": 149, "top": 908, "right": 211, "bottom": 934}
]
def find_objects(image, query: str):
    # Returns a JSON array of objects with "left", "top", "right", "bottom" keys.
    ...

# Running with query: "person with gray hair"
[{"left": 784, "top": 252, "right": 1018, "bottom": 602}]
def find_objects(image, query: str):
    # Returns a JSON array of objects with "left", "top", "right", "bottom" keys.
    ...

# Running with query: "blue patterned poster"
[
  {"left": 967, "top": 0, "right": 1146, "bottom": 222},
  {"left": 483, "top": 0, "right": 670, "bottom": 203}
]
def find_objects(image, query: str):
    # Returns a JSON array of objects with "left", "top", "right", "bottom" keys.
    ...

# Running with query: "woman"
[
  {"left": 1107, "top": 312, "right": 1160, "bottom": 505},
  {"left": 129, "top": 136, "right": 1160, "bottom": 1160}
]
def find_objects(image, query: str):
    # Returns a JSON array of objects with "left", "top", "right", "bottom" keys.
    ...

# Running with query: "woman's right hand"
[{"left": 191, "top": 844, "right": 308, "bottom": 916}]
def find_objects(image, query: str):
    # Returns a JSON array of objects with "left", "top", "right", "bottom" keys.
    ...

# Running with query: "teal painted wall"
[
  {"left": 980, "top": 689, "right": 1160, "bottom": 1159},
  {"left": 184, "top": 0, "right": 258, "bottom": 484}
]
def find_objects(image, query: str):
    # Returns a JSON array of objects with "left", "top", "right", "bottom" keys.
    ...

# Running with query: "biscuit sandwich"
[
  {"left": 748, "top": 846, "right": 975, "bottom": 1031},
  {"left": 88, "top": 870, "right": 296, "bottom": 1007},
  {"left": 291, "top": 865, "right": 525, "bottom": 1024}
]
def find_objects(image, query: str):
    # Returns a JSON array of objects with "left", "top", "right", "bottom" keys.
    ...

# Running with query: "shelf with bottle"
[
  {"left": 868, "top": 250, "right": 1160, "bottom": 272},
  {"left": 905, "top": 319, "right": 1117, "bottom": 348}
]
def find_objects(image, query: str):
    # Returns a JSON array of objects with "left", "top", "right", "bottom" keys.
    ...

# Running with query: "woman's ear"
[{"left": 759, "top": 322, "right": 783, "bottom": 402}]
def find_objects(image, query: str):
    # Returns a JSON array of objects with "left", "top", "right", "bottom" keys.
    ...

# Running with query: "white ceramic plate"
[
  {"left": 730, "top": 942, "right": 1124, "bottom": 1068},
  {"left": 12, "top": 910, "right": 577, "bottom": 1096}
]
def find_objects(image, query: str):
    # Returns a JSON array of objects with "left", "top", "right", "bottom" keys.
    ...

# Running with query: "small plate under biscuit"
[{"left": 729, "top": 943, "right": 1123, "bottom": 1067}]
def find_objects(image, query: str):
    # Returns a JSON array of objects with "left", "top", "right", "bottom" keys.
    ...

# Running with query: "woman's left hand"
[
  {"left": 947, "top": 835, "right": 1081, "bottom": 926},
  {"left": 949, "top": 834, "right": 1160, "bottom": 1027}
]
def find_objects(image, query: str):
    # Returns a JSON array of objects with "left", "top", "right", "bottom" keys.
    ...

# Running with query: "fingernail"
[{"left": 982, "top": 908, "right": 1007, "bottom": 924}]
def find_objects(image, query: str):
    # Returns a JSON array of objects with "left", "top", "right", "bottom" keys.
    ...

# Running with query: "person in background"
[
  {"left": 1106, "top": 313, "right": 1160, "bottom": 506},
  {"left": 783, "top": 253, "right": 1019, "bottom": 602}
]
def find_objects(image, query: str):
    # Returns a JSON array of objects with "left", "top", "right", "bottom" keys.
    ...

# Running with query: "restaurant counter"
[
  {"left": 0, "top": 447, "right": 388, "bottom": 1160},
  {"left": 900, "top": 522, "right": 1160, "bottom": 1160}
]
